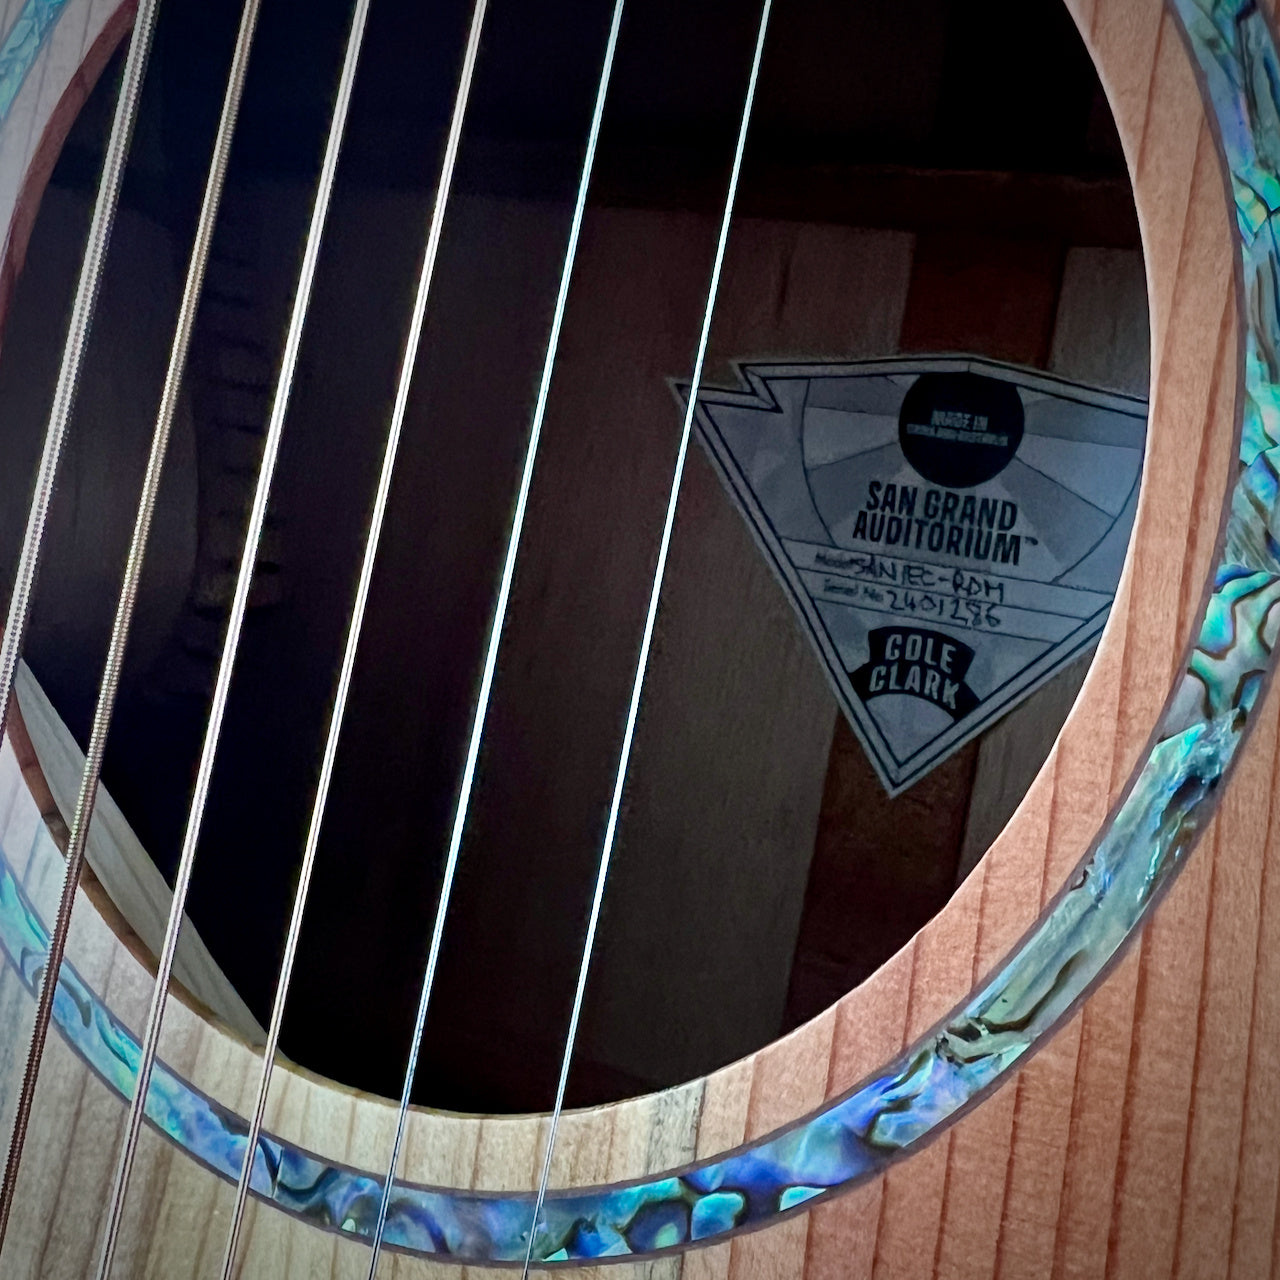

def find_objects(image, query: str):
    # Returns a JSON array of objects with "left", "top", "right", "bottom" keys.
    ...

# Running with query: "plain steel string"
[
  {"left": 93, "top": 1, "right": 375, "bottom": 1273},
  {"left": 364, "top": 0, "right": 628, "bottom": 1268},
  {"left": 518, "top": 1, "right": 773, "bottom": 1271},
  {"left": 218, "top": 0, "right": 490, "bottom": 1273},
  {"left": 0, "top": 0, "right": 263, "bottom": 1252},
  {"left": 0, "top": 0, "right": 161, "bottom": 756}
]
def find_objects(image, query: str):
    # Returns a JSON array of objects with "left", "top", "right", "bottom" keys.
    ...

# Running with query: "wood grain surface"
[{"left": 0, "top": 0, "right": 1267, "bottom": 1275}]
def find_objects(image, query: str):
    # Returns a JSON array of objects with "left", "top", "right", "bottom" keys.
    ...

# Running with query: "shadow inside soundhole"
[{"left": 0, "top": 0, "right": 1145, "bottom": 1113}]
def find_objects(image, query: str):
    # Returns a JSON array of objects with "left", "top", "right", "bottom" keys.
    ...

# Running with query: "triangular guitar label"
[{"left": 684, "top": 357, "right": 1146, "bottom": 795}]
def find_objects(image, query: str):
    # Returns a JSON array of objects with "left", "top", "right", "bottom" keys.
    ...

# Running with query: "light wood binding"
[{"left": 0, "top": 0, "right": 1263, "bottom": 1276}]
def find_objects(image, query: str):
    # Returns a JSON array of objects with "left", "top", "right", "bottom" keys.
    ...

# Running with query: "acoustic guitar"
[{"left": 0, "top": 0, "right": 1271, "bottom": 1276}]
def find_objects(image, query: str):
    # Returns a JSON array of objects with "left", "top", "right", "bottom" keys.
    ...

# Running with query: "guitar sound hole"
[{"left": 0, "top": 0, "right": 1145, "bottom": 1113}]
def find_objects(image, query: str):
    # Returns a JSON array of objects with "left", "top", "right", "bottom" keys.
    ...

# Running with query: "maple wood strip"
[
  {"left": 604, "top": 1080, "right": 704, "bottom": 1183},
  {"left": 0, "top": 964, "right": 32, "bottom": 1163},
  {"left": 683, "top": 1240, "right": 732, "bottom": 1280},
  {"left": 1, "top": 1036, "right": 112, "bottom": 1278},
  {"left": 136, "top": 1129, "right": 230, "bottom": 1279},
  {"left": 571, "top": 1263, "right": 683, "bottom": 1280}
]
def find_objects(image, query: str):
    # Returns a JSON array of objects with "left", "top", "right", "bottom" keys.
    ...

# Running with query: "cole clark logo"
[
  {"left": 678, "top": 357, "right": 1147, "bottom": 795},
  {"left": 850, "top": 627, "right": 979, "bottom": 720}
]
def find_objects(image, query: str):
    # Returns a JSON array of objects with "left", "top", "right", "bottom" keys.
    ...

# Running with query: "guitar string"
[
  {"left": 0, "top": 0, "right": 160, "bottom": 820},
  {"left": 0, "top": 11, "right": 163, "bottom": 762},
  {"left": 92, "top": 0, "right": 376, "bottom": 1273},
  {"left": 0, "top": 0, "right": 263, "bottom": 1255},
  {"left": 517, "top": 0, "right": 773, "bottom": 1272},
  {"left": 364, "top": 0, "right": 628, "bottom": 1268},
  {"left": 217, "top": 0, "right": 490, "bottom": 1274}
]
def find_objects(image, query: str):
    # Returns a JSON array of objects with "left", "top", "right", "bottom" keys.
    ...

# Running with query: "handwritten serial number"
[{"left": 822, "top": 578, "right": 1003, "bottom": 629}]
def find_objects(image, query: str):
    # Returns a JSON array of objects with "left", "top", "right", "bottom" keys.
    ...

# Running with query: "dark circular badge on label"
[{"left": 898, "top": 371, "right": 1024, "bottom": 488}]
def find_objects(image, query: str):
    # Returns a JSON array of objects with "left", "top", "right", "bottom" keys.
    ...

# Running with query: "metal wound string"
[
  {"left": 0, "top": 0, "right": 161, "bottom": 761},
  {"left": 93, "top": 1, "right": 375, "bottom": 1273},
  {"left": 0, "top": 0, "right": 262, "bottom": 1254},
  {"left": 519, "top": 2, "right": 773, "bottom": 1271},
  {"left": 366, "top": 0, "right": 628, "bottom": 1268},
  {"left": 219, "top": 1, "right": 490, "bottom": 1273}
]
